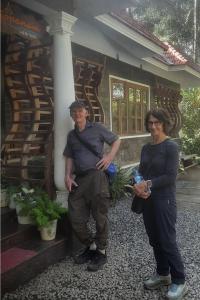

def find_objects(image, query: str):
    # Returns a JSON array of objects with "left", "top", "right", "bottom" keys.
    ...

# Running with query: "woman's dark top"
[{"left": 139, "top": 139, "right": 179, "bottom": 200}]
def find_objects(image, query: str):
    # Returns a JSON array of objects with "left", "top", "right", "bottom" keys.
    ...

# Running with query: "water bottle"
[
  {"left": 132, "top": 169, "right": 151, "bottom": 193},
  {"left": 132, "top": 169, "right": 143, "bottom": 184}
]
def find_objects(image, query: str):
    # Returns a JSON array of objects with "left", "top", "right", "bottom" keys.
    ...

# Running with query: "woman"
[{"left": 134, "top": 108, "right": 187, "bottom": 300}]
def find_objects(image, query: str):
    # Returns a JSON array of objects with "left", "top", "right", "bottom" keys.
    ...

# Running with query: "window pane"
[
  {"left": 129, "top": 88, "right": 134, "bottom": 102},
  {"left": 121, "top": 101, "right": 127, "bottom": 134},
  {"left": 128, "top": 88, "right": 136, "bottom": 134},
  {"left": 112, "top": 82, "right": 124, "bottom": 100},
  {"left": 137, "top": 119, "right": 142, "bottom": 132},
  {"left": 112, "top": 101, "right": 120, "bottom": 134},
  {"left": 136, "top": 89, "right": 140, "bottom": 102}
]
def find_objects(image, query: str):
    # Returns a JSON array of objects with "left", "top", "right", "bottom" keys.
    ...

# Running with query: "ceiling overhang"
[
  {"left": 13, "top": 0, "right": 135, "bottom": 17},
  {"left": 74, "top": 0, "right": 135, "bottom": 17}
]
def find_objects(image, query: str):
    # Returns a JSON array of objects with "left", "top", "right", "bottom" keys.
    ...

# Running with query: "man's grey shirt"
[{"left": 63, "top": 122, "right": 118, "bottom": 174}]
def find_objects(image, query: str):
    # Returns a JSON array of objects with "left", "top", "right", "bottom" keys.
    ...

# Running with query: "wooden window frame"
[{"left": 110, "top": 76, "right": 150, "bottom": 136}]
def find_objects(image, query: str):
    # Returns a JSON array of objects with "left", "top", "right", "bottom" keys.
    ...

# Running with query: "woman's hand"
[{"left": 133, "top": 181, "right": 150, "bottom": 199}]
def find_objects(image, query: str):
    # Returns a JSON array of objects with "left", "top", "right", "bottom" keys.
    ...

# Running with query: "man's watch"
[{"left": 146, "top": 180, "right": 152, "bottom": 189}]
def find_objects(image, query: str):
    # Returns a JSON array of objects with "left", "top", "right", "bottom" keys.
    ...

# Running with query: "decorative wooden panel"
[
  {"left": 2, "top": 35, "right": 54, "bottom": 195},
  {"left": 154, "top": 83, "right": 182, "bottom": 137},
  {"left": 74, "top": 57, "right": 104, "bottom": 123}
]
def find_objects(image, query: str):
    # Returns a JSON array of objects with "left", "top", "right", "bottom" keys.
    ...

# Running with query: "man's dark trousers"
[{"left": 68, "top": 169, "right": 110, "bottom": 250}]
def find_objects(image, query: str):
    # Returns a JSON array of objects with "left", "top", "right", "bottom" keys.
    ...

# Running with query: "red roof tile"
[{"left": 109, "top": 11, "right": 200, "bottom": 73}]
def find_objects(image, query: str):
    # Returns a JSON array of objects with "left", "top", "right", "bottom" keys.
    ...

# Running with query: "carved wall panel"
[
  {"left": 154, "top": 83, "right": 182, "bottom": 137},
  {"left": 2, "top": 35, "right": 54, "bottom": 194},
  {"left": 73, "top": 57, "right": 104, "bottom": 123}
]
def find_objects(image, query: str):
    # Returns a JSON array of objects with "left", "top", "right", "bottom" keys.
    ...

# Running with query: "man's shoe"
[
  {"left": 166, "top": 283, "right": 188, "bottom": 300},
  {"left": 87, "top": 250, "right": 107, "bottom": 272},
  {"left": 74, "top": 247, "right": 96, "bottom": 265},
  {"left": 144, "top": 274, "right": 171, "bottom": 290}
]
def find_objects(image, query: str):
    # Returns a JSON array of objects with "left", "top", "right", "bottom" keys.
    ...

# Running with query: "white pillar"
[{"left": 46, "top": 12, "right": 77, "bottom": 191}]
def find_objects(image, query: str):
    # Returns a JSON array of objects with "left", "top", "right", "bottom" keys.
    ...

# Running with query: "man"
[{"left": 63, "top": 100, "right": 121, "bottom": 272}]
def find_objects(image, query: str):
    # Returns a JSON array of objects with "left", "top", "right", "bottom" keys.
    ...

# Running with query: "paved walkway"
[{"left": 3, "top": 178, "right": 200, "bottom": 300}]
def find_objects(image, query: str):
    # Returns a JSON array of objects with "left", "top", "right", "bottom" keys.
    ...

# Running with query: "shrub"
[
  {"left": 181, "top": 88, "right": 200, "bottom": 156},
  {"left": 109, "top": 166, "right": 132, "bottom": 204}
]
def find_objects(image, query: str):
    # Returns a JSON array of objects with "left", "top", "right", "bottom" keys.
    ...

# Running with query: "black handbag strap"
[{"left": 73, "top": 129, "right": 102, "bottom": 159}]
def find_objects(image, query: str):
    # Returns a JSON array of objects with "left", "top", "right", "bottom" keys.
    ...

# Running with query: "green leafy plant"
[
  {"left": 109, "top": 166, "right": 132, "bottom": 204},
  {"left": 31, "top": 189, "right": 67, "bottom": 228},
  {"left": 181, "top": 88, "right": 200, "bottom": 156},
  {"left": 14, "top": 186, "right": 36, "bottom": 216}
]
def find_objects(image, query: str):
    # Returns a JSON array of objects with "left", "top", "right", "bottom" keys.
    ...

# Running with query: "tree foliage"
[
  {"left": 181, "top": 88, "right": 200, "bottom": 156},
  {"left": 128, "top": 0, "right": 200, "bottom": 62}
]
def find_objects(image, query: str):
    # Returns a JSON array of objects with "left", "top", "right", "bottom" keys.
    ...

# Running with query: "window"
[{"left": 110, "top": 77, "right": 149, "bottom": 136}]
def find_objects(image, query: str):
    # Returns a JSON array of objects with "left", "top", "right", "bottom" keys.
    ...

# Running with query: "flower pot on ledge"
[
  {"left": 39, "top": 220, "right": 57, "bottom": 241},
  {"left": 16, "top": 204, "right": 34, "bottom": 225}
]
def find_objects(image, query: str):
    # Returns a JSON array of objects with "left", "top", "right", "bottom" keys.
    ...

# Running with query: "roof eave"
[
  {"left": 95, "top": 14, "right": 165, "bottom": 56},
  {"left": 144, "top": 57, "right": 200, "bottom": 79}
]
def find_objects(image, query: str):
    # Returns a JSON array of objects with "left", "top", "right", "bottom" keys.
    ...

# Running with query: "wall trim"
[{"left": 119, "top": 134, "right": 150, "bottom": 139}]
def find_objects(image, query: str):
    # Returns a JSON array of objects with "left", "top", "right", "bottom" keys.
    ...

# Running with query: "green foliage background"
[
  {"left": 129, "top": 0, "right": 200, "bottom": 62},
  {"left": 181, "top": 88, "right": 200, "bottom": 156}
]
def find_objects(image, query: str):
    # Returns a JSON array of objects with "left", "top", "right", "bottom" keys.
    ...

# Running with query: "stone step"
[
  {"left": 1, "top": 207, "right": 17, "bottom": 224},
  {"left": 1, "top": 222, "right": 38, "bottom": 251},
  {"left": 1, "top": 207, "right": 72, "bottom": 296},
  {"left": 1, "top": 233, "right": 70, "bottom": 296}
]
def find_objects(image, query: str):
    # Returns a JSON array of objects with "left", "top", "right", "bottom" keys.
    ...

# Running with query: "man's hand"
[
  {"left": 96, "top": 154, "right": 113, "bottom": 171},
  {"left": 96, "top": 138, "right": 121, "bottom": 170},
  {"left": 64, "top": 175, "right": 78, "bottom": 192}
]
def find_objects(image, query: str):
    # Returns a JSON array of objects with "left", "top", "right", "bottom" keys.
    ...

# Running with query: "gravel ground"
[{"left": 3, "top": 197, "right": 200, "bottom": 300}]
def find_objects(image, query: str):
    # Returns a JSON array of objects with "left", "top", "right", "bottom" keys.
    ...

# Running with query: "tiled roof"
[
  {"left": 164, "top": 42, "right": 187, "bottom": 65},
  {"left": 110, "top": 11, "right": 200, "bottom": 74},
  {"left": 156, "top": 42, "right": 200, "bottom": 72},
  {"left": 110, "top": 12, "right": 168, "bottom": 50}
]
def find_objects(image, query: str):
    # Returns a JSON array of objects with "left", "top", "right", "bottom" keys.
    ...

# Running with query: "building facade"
[{"left": 1, "top": 0, "right": 200, "bottom": 195}]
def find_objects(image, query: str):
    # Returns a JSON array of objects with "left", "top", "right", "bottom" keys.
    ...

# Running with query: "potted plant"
[
  {"left": 14, "top": 186, "right": 35, "bottom": 224},
  {"left": 6, "top": 185, "right": 20, "bottom": 209},
  {"left": 31, "top": 189, "right": 67, "bottom": 241}
]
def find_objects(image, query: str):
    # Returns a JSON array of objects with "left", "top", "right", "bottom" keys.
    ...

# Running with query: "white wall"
[{"left": 72, "top": 18, "right": 200, "bottom": 88}]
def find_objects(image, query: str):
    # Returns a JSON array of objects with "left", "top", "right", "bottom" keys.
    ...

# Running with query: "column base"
[{"left": 56, "top": 190, "right": 69, "bottom": 208}]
